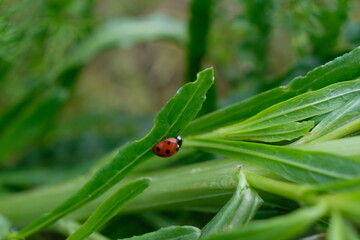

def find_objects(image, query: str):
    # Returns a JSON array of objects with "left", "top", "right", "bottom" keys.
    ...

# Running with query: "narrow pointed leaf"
[
  {"left": 16, "top": 68, "right": 214, "bottom": 238},
  {"left": 200, "top": 168, "right": 263, "bottom": 239},
  {"left": 57, "top": 219, "right": 110, "bottom": 240},
  {"left": 204, "top": 121, "right": 314, "bottom": 142},
  {"left": 186, "top": 138, "right": 360, "bottom": 184},
  {"left": 206, "top": 204, "right": 326, "bottom": 240},
  {"left": 66, "top": 178, "right": 151, "bottom": 240},
  {"left": 119, "top": 226, "right": 201, "bottom": 240}
]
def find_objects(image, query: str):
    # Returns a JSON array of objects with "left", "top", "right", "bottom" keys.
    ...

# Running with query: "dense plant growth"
[{"left": 0, "top": 0, "right": 360, "bottom": 239}]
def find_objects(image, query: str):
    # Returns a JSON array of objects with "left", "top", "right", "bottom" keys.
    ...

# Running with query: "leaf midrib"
[
  {"left": 314, "top": 96, "right": 360, "bottom": 132},
  {"left": 193, "top": 140, "right": 352, "bottom": 180},
  {"left": 228, "top": 124, "right": 311, "bottom": 136},
  {"left": 239, "top": 85, "right": 360, "bottom": 130},
  {"left": 20, "top": 77, "right": 210, "bottom": 236}
]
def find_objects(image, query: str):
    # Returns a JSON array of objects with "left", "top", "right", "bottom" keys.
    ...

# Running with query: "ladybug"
[{"left": 152, "top": 136, "right": 183, "bottom": 157}]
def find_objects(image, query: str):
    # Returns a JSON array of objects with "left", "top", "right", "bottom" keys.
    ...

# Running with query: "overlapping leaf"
[
  {"left": 16, "top": 68, "right": 214, "bottom": 238},
  {"left": 186, "top": 138, "right": 360, "bottom": 184},
  {"left": 200, "top": 168, "right": 263, "bottom": 239},
  {"left": 204, "top": 79, "right": 360, "bottom": 142},
  {"left": 67, "top": 178, "right": 150, "bottom": 240},
  {"left": 184, "top": 47, "right": 360, "bottom": 135},
  {"left": 297, "top": 94, "right": 360, "bottom": 144},
  {"left": 206, "top": 205, "right": 326, "bottom": 240},
  {"left": 328, "top": 211, "right": 360, "bottom": 240},
  {"left": 204, "top": 121, "right": 314, "bottom": 142}
]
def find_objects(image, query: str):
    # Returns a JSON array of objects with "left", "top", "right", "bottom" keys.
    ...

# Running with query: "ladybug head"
[{"left": 176, "top": 136, "right": 183, "bottom": 148}]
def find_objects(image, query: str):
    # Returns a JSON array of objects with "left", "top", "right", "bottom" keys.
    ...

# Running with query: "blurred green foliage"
[{"left": 0, "top": 0, "right": 360, "bottom": 239}]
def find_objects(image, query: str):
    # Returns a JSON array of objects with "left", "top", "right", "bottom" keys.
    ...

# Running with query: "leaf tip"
[{"left": 197, "top": 67, "right": 215, "bottom": 83}]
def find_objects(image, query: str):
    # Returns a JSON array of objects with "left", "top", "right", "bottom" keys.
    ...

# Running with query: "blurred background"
[{"left": 0, "top": 0, "right": 360, "bottom": 191}]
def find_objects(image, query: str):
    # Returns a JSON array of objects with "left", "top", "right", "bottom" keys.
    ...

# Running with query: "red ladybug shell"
[{"left": 152, "top": 136, "right": 182, "bottom": 157}]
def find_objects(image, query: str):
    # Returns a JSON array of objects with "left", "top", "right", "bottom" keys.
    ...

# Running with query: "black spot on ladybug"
[
  {"left": 166, "top": 150, "right": 170, "bottom": 155},
  {"left": 167, "top": 141, "right": 171, "bottom": 145},
  {"left": 156, "top": 147, "right": 161, "bottom": 152}
]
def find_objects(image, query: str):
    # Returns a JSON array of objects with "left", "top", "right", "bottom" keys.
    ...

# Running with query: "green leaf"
[
  {"left": 70, "top": 14, "right": 186, "bottom": 67},
  {"left": 57, "top": 219, "right": 110, "bottom": 240},
  {"left": 184, "top": 46, "right": 360, "bottom": 135},
  {"left": 292, "top": 136, "right": 360, "bottom": 160},
  {"left": 186, "top": 0, "right": 216, "bottom": 115},
  {"left": 206, "top": 204, "right": 326, "bottom": 240},
  {"left": 185, "top": 138, "right": 360, "bottom": 184},
  {"left": 0, "top": 159, "right": 252, "bottom": 225},
  {"left": 0, "top": 87, "right": 69, "bottom": 162},
  {"left": 328, "top": 211, "right": 360, "bottom": 240},
  {"left": 296, "top": 94, "right": 360, "bottom": 144},
  {"left": 306, "top": 177, "right": 360, "bottom": 194},
  {"left": 212, "top": 79, "right": 360, "bottom": 135},
  {"left": 200, "top": 167, "right": 263, "bottom": 239},
  {"left": 0, "top": 215, "right": 10, "bottom": 240},
  {"left": 119, "top": 226, "right": 201, "bottom": 240},
  {"left": 15, "top": 68, "right": 214, "bottom": 238},
  {"left": 187, "top": 0, "right": 213, "bottom": 83},
  {"left": 66, "top": 178, "right": 151, "bottom": 240},
  {"left": 202, "top": 121, "right": 314, "bottom": 142},
  {"left": 0, "top": 14, "right": 185, "bottom": 165}
]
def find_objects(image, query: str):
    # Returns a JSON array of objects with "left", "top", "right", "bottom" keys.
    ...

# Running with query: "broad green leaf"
[
  {"left": 297, "top": 94, "right": 360, "bottom": 144},
  {"left": 119, "top": 226, "right": 201, "bottom": 240},
  {"left": 185, "top": 138, "right": 360, "bottom": 184},
  {"left": 15, "top": 68, "right": 214, "bottom": 238},
  {"left": 184, "top": 46, "right": 360, "bottom": 135},
  {"left": 210, "top": 79, "right": 360, "bottom": 134},
  {"left": 200, "top": 168, "right": 263, "bottom": 239},
  {"left": 202, "top": 121, "right": 314, "bottom": 142},
  {"left": 206, "top": 204, "right": 326, "bottom": 240},
  {"left": 328, "top": 211, "right": 360, "bottom": 240},
  {"left": 0, "top": 215, "right": 10, "bottom": 240},
  {"left": 66, "top": 178, "right": 151, "bottom": 240}
]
